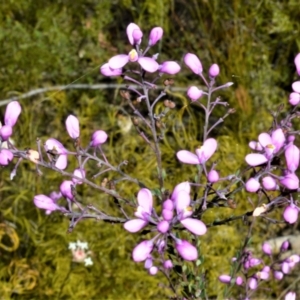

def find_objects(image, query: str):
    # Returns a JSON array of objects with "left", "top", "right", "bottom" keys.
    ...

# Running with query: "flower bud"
[
  {"left": 218, "top": 275, "right": 231, "bottom": 284},
  {"left": 148, "top": 27, "right": 163, "bottom": 46},
  {"left": 60, "top": 180, "right": 75, "bottom": 200},
  {"left": 208, "top": 170, "right": 219, "bottom": 183},
  {"left": 157, "top": 220, "right": 169, "bottom": 233},
  {"left": 187, "top": 86, "right": 203, "bottom": 101},
  {"left": 295, "top": 53, "right": 300, "bottom": 76},
  {"left": 289, "top": 92, "right": 300, "bottom": 106},
  {"left": 65, "top": 115, "right": 80, "bottom": 139},
  {"left": 72, "top": 168, "right": 86, "bottom": 184},
  {"left": 184, "top": 53, "right": 202, "bottom": 74},
  {"left": 283, "top": 204, "right": 299, "bottom": 224},
  {"left": 0, "top": 125, "right": 13, "bottom": 141},
  {"left": 163, "top": 260, "right": 173, "bottom": 269},
  {"left": 262, "top": 176, "right": 277, "bottom": 190},
  {"left": 209, "top": 64, "right": 220, "bottom": 77},
  {"left": 262, "top": 242, "right": 272, "bottom": 255},
  {"left": 273, "top": 270, "right": 284, "bottom": 280},
  {"left": 292, "top": 81, "right": 300, "bottom": 93},
  {"left": 285, "top": 145, "right": 300, "bottom": 172},
  {"left": 162, "top": 209, "right": 173, "bottom": 221},
  {"left": 245, "top": 178, "right": 260, "bottom": 193},
  {"left": 126, "top": 23, "right": 141, "bottom": 45},
  {"left": 90, "top": 130, "right": 108, "bottom": 146},
  {"left": 235, "top": 276, "right": 243, "bottom": 285},
  {"left": 4, "top": 101, "right": 21, "bottom": 127},
  {"left": 163, "top": 199, "right": 174, "bottom": 210},
  {"left": 132, "top": 28, "right": 143, "bottom": 45},
  {"left": 149, "top": 266, "right": 158, "bottom": 275},
  {"left": 248, "top": 277, "right": 258, "bottom": 290},
  {"left": 280, "top": 173, "right": 299, "bottom": 190},
  {"left": 280, "top": 240, "right": 289, "bottom": 252},
  {"left": 159, "top": 61, "right": 181, "bottom": 75}
]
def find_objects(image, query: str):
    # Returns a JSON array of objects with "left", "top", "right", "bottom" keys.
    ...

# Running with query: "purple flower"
[
  {"left": 280, "top": 240, "right": 289, "bottom": 252},
  {"left": 148, "top": 27, "right": 163, "bottom": 46},
  {"left": 124, "top": 188, "right": 153, "bottom": 233},
  {"left": 175, "top": 239, "right": 198, "bottom": 261},
  {"left": 184, "top": 53, "right": 203, "bottom": 74},
  {"left": 158, "top": 61, "right": 181, "bottom": 75},
  {"left": 108, "top": 49, "right": 159, "bottom": 73},
  {"left": 163, "top": 259, "right": 173, "bottom": 269},
  {"left": 273, "top": 270, "right": 284, "bottom": 280},
  {"left": 132, "top": 240, "right": 154, "bottom": 262},
  {"left": 177, "top": 138, "right": 217, "bottom": 165},
  {"left": 292, "top": 81, "right": 300, "bottom": 93},
  {"left": 65, "top": 115, "right": 80, "bottom": 139},
  {"left": 100, "top": 63, "right": 123, "bottom": 77},
  {"left": 90, "top": 130, "right": 108, "bottom": 146},
  {"left": 0, "top": 149, "right": 13, "bottom": 166},
  {"left": 157, "top": 220, "right": 169, "bottom": 233},
  {"left": 295, "top": 53, "right": 300, "bottom": 76},
  {"left": 209, "top": 64, "right": 220, "bottom": 77},
  {"left": 283, "top": 204, "right": 299, "bottom": 224},
  {"left": 171, "top": 181, "right": 190, "bottom": 200},
  {"left": 248, "top": 277, "right": 258, "bottom": 290},
  {"left": 174, "top": 190, "right": 207, "bottom": 235},
  {"left": 4, "top": 101, "right": 21, "bottom": 127},
  {"left": 187, "top": 86, "right": 203, "bottom": 101},
  {"left": 285, "top": 144, "right": 300, "bottom": 172},
  {"left": 33, "top": 194, "right": 60, "bottom": 212},
  {"left": 245, "top": 128, "right": 286, "bottom": 167}
]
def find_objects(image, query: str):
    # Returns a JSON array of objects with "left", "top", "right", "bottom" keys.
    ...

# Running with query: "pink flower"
[
  {"left": 236, "top": 276, "right": 243, "bottom": 285},
  {"left": 285, "top": 292, "right": 296, "bottom": 300},
  {"left": 171, "top": 181, "right": 190, "bottom": 200},
  {"left": 108, "top": 49, "right": 159, "bottom": 73},
  {"left": 159, "top": 61, "right": 181, "bottom": 75},
  {"left": 33, "top": 194, "right": 60, "bottom": 212},
  {"left": 163, "top": 260, "right": 173, "bottom": 269},
  {"left": 72, "top": 168, "right": 86, "bottom": 184},
  {"left": 0, "top": 149, "right": 13, "bottom": 166},
  {"left": 4, "top": 101, "right": 21, "bottom": 127},
  {"left": 184, "top": 53, "right": 203, "bottom": 74},
  {"left": 132, "top": 240, "right": 154, "bottom": 262},
  {"left": 177, "top": 138, "right": 217, "bottom": 165},
  {"left": 149, "top": 266, "right": 158, "bottom": 275},
  {"left": 209, "top": 64, "right": 220, "bottom": 77},
  {"left": 175, "top": 239, "right": 198, "bottom": 261},
  {"left": 187, "top": 86, "right": 203, "bottom": 101},
  {"left": 174, "top": 190, "right": 207, "bottom": 235},
  {"left": 262, "top": 176, "right": 278, "bottom": 190},
  {"left": 262, "top": 242, "right": 272, "bottom": 255},
  {"left": 283, "top": 204, "right": 299, "bottom": 224},
  {"left": 273, "top": 270, "right": 284, "bottom": 280},
  {"left": 124, "top": 188, "right": 153, "bottom": 233},
  {"left": 148, "top": 27, "right": 163, "bottom": 46},
  {"left": 100, "top": 63, "right": 123, "bottom": 77},
  {"left": 65, "top": 115, "right": 80, "bottom": 139},
  {"left": 285, "top": 144, "right": 300, "bottom": 172},
  {"left": 248, "top": 277, "right": 258, "bottom": 290},
  {"left": 157, "top": 220, "right": 169, "bottom": 233}
]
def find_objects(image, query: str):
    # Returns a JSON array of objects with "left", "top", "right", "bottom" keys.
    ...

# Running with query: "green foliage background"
[{"left": 0, "top": 0, "right": 300, "bottom": 299}]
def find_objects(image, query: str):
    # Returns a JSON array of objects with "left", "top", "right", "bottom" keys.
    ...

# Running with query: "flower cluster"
[
  {"left": 219, "top": 240, "right": 299, "bottom": 299},
  {"left": 101, "top": 23, "right": 181, "bottom": 77},
  {"left": 124, "top": 182, "right": 207, "bottom": 274}
]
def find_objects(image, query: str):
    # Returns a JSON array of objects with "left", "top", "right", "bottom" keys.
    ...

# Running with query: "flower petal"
[
  {"left": 55, "top": 154, "right": 68, "bottom": 170},
  {"left": 137, "top": 188, "right": 153, "bottom": 214},
  {"left": 184, "top": 53, "right": 203, "bottom": 74},
  {"left": 174, "top": 190, "right": 191, "bottom": 214},
  {"left": 100, "top": 63, "right": 122, "bottom": 77},
  {"left": 109, "top": 54, "right": 129, "bottom": 69},
  {"left": 124, "top": 219, "right": 148, "bottom": 232},
  {"left": 126, "top": 23, "right": 141, "bottom": 45},
  {"left": 177, "top": 150, "right": 199, "bottom": 164},
  {"left": 258, "top": 132, "right": 272, "bottom": 148},
  {"left": 292, "top": 81, "right": 300, "bottom": 93},
  {"left": 138, "top": 57, "right": 159, "bottom": 73},
  {"left": 180, "top": 218, "right": 207, "bottom": 235},
  {"left": 245, "top": 153, "right": 268, "bottom": 166}
]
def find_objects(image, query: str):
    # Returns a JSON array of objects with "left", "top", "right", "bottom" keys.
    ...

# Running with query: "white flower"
[
  {"left": 68, "top": 242, "right": 77, "bottom": 250},
  {"left": 84, "top": 257, "right": 93, "bottom": 266},
  {"left": 77, "top": 240, "right": 88, "bottom": 250}
]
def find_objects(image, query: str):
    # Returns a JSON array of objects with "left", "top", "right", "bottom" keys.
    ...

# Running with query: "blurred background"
[{"left": 0, "top": 0, "right": 300, "bottom": 298}]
